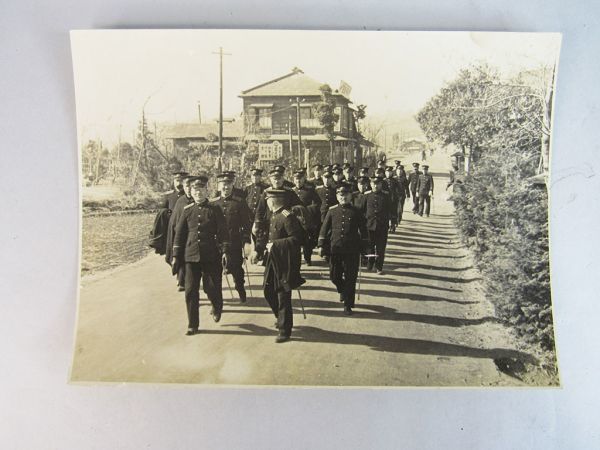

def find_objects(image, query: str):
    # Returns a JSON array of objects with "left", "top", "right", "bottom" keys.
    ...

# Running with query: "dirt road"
[{"left": 72, "top": 154, "right": 535, "bottom": 386}]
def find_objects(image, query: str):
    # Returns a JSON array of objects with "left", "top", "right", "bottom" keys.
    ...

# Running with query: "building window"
[
  {"left": 258, "top": 108, "right": 272, "bottom": 129},
  {"left": 334, "top": 106, "right": 341, "bottom": 132},
  {"left": 300, "top": 106, "right": 320, "bottom": 128}
]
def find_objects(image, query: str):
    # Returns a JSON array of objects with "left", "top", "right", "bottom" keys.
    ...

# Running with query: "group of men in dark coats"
[{"left": 151, "top": 160, "right": 434, "bottom": 342}]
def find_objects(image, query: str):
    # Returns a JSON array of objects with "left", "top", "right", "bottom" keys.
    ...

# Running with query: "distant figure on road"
[
  {"left": 362, "top": 175, "right": 391, "bottom": 275},
  {"left": 253, "top": 189, "right": 305, "bottom": 343},
  {"left": 172, "top": 176, "right": 230, "bottom": 336},
  {"left": 319, "top": 183, "right": 369, "bottom": 315},
  {"left": 408, "top": 162, "right": 421, "bottom": 213},
  {"left": 416, "top": 165, "right": 435, "bottom": 217}
]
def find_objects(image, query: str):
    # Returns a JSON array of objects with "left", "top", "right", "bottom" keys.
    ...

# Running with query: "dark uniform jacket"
[
  {"left": 214, "top": 187, "right": 245, "bottom": 199},
  {"left": 293, "top": 184, "right": 322, "bottom": 229},
  {"left": 351, "top": 191, "right": 368, "bottom": 210},
  {"left": 165, "top": 194, "right": 194, "bottom": 263},
  {"left": 362, "top": 190, "right": 392, "bottom": 231},
  {"left": 331, "top": 179, "right": 346, "bottom": 191},
  {"left": 263, "top": 208, "right": 305, "bottom": 292},
  {"left": 408, "top": 171, "right": 422, "bottom": 194},
  {"left": 243, "top": 181, "right": 269, "bottom": 217},
  {"left": 385, "top": 177, "right": 401, "bottom": 203},
  {"left": 319, "top": 203, "right": 369, "bottom": 255},
  {"left": 309, "top": 177, "right": 324, "bottom": 187},
  {"left": 162, "top": 189, "right": 185, "bottom": 212},
  {"left": 148, "top": 208, "right": 170, "bottom": 255},
  {"left": 396, "top": 170, "right": 410, "bottom": 198},
  {"left": 210, "top": 193, "right": 253, "bottom": 250},
  {"left": 316, "top": 185, "right": 338, "bottom": 219},
  {"left": 173, "top": 199, "right": 230, "bottom": 263},
  {"left": 343, "top": 176, "right": 359, "bottom": 192},
  {"left": 416, "top": 173, "right": 434, "bottom": 196}
]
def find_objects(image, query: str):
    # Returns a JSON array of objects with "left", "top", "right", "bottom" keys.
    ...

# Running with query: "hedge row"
[{"left": 452, "top": 146, "right": 555, "bottom": 354}]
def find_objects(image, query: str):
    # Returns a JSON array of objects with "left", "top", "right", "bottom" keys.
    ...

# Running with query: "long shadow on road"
[
  {"left": 293, "top": 326, "right": 537, "bottom": 363},
  {"left": 215, "top": 324, "right": 537, "bottom": 364}
]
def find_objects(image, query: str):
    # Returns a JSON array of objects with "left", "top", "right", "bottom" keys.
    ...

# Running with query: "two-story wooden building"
[{"left": 240, "top": 67, "right": 374, "bottom": 169}]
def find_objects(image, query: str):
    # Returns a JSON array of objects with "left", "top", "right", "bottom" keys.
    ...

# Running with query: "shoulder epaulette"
[
  {"left": 183, "top": 203, "right": 195, "bottom": 210},
  {"left": 329, "top": 204, "right": 339, "bottom": 210},
  {"left": 382, "top": 190, "right": 389, "bottom": 194},
  {"left": 281, "top": 209, "right": 291, "bottom": 217},
  {"left": 209, "top": 196, "right": 221, "bottom": 202},
  {"left": 316, "top": 185, "right": 324, "bottom": 189},
  {"left": 365, "top": 191, "right": 373, "bottom": 195}
]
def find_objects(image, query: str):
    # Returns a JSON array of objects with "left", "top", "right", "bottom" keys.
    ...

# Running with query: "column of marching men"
[{"left": 159, "top": 159, "right": 434, "bottom": 343}]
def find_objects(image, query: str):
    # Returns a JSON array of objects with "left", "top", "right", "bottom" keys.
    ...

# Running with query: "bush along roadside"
[
  {"left": 451, "top": 148, "right": 556, "bottom": 377},
  {"left": 416, "top": 63, "right": 558, "bottom": 379}
]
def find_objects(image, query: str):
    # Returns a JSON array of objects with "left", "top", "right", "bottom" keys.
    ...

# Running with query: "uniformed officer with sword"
[{"left": 318, "top": 183, "right": 369, "bottom": 315}]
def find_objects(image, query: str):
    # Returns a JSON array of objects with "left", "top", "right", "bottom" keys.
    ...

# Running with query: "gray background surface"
[{"left": 1, "top": 1, "right": 598, "bottom": 448}]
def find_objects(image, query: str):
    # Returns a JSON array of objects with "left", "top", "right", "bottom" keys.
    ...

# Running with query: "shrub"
[{"left": 452, "top": 146, "right": 554, "bottom": 353}]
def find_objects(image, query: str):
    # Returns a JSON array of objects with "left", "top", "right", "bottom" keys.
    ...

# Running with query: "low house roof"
[
  {"left": 165, "top": 121, "right": 244, "bottom": 140},
  {"left": 240, "top": 67, "right": 351, "bottom": 101}
]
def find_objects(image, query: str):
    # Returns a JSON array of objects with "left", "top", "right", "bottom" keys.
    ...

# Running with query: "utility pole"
[
  {"left": 294, "top": 97, "right": 303, "bottom": 169},
  {"left": 212, "top": 47, "right": 231, "bottom": 173},
  {"left": 288, "top": 114, "right": 294, "bottom": 164}
]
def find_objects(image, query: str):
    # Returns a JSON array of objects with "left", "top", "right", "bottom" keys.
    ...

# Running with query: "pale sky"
[{"left": 71, "top": 30, "right": 561, "bottom": 147}]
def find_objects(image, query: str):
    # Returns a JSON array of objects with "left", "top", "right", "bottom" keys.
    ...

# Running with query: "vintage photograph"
[{"left": 70, "top": 30, "right": 561, "bottom": 386}]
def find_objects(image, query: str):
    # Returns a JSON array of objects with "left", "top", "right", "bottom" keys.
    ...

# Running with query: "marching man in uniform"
[
  {"left": 352, "top": 175, "right": 371, "bottom": 210},
  {"left": 162, "top": 170, "right": 189, "bottom": 215},
  {"left": 408, "top": 162, "right": 421, "bottom": 213},
  {"left": 292, "top": 169, "right": 322, "bottom": 265},
  {"left": 384, "top": 166, "right": 400, "bottom": 232},
  {"left": 362, "top": 175, "right": 391, "bottom": 275},
  {"left": 166, "top": 173, "right": 196, "bottom": 291},
  {"left": 243, "top": 168, "right": 269, "bottom": 246},
  {"left": 172, "top": 176, "right": 230, "bottom": 336},
  {"left": 212, "top": 172, "right": 253, "bottom": 303},
  {"left": 416, "top": 164, "right": 435, "bottom": 217},
  {"left": 395, "top": 164, "right": 410, "bottom": 225},
  {"left": 253, "top": 189, "right": 305, "bottom": 343},
  {"left": 252, "top": 168, "right": 302, "bottom": 258},
  {"left": 319, "top": 183, "right": 369, "bottom": 315},
  {"left": 309, "top": 164, "right": 324, "bottom": 186},
  {"left": 342, "top": 163, "right": 358, "bottom": 192}
]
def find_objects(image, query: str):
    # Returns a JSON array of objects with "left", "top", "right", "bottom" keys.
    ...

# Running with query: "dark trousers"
[
  {"left": 330, "top": 253, "right": 360, "bottom": 307},
  {"left": 397, "top": 196, "right": 406, "bottom": 223},
  {"left": 224, "top": 247, "right": 245, "bottom": 290},
  {"left": 418, "top": 194, "right": 431, "bottom": 216},
  {"left": 177, "top": 266, "right": 186, "bottom": 287},
  {"left": 389, "top": 200, "right": 399, "bottom": 229},
  {"left": 367, "top": 229, "right": 388, "bottom": 271},
  {"left": 303, "top": 228, "right": 318, "bottom": 262},
  {"left": 411, "top": 190, "right": 419, "bottom": 212},
  {"left": 184, "top": 261, "right": 223, "bottom": 329},
  {"left": 264, "top": 270, "right": 293, "bottom": 336}
]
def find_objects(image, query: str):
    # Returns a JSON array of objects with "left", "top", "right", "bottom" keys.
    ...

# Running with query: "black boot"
[{"left": 236, "top": 286, "right": 247, "bottom": 304}]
